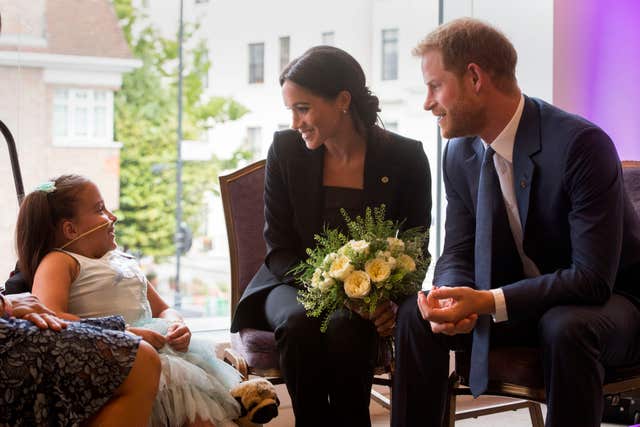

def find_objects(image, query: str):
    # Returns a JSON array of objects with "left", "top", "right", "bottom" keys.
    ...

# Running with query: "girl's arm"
[
  {"left": 31, "top": 251, "right": 81, "bottom": 321},
  {"left": 146, "top": 280, "right": 181, "bottom": 321},
  {"left": 146, "top": 280, "right": 191, "bottom": 351}
]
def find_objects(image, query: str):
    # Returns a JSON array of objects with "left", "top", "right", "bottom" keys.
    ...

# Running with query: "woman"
[
  {"left": 231, "top": 46, "right": 432, "bottom": 426},
  {"left": 0, "top": 292, "right": 160, "bottom": 426}
]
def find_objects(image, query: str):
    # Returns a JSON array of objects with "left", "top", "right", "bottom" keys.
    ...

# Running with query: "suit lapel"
[
  {"left": 363, "top": 131, "right": 394, "bottom": 210},
  {"left": 291, "top": 144, "right": 325, "bottom": 244},
  {"left": 513, "top": 96, "right": 541, "bottom": 232}
]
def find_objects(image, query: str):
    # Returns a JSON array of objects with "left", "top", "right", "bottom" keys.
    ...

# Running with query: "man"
[{"left": 392, "top": 18, "right": 640, "bottom": 427}]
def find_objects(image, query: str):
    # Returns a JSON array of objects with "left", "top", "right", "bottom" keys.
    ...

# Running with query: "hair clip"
[{"left": 34, "top": 181, "right": 56, "bottom": 193}]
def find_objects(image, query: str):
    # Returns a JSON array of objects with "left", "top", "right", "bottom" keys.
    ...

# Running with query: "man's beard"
[{"left": 441, "top": 97, "right": 485, "bottom": 139}]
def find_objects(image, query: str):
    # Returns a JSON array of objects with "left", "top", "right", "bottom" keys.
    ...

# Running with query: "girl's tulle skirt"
[{"left": 134, "top": 318, "right": 241, "bottom": 427}]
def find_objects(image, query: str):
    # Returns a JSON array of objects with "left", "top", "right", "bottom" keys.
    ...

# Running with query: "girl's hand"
[
  {"left": 166, "top": 322, "right": 191, "bottom": 352},
  {"left": 369, "top": 300, "right": 398, "bottom": 337},
  {"left": 127, "top": 326, "right": 166, "bottom": 350}
]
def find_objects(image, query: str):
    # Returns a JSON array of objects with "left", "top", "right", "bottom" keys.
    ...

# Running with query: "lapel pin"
[
  {"left": 381, "top": 176, "right": 389, "bottom": 184},
  {"left": 520, "top": 179, "right": 527, "bottom": 189}
]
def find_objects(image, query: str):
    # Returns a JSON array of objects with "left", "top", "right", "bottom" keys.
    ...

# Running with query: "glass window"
[
  {"left": 279, "top": 36, "right": 290, "bottom": 71},
  {"left": 382, "top": 28, "right": 399, "bottom": 81},
  {"left": 246, "top": 126, "right": 262, "bottom": 157},
  {"left": 322, "top": 31, "right": 335, "bottom": 45},
  {"left": 53, "top": 88, "right": 113, "bottom": 146},
  {"left": 248, "top": 42, "right": 265, "bottom": 84}
]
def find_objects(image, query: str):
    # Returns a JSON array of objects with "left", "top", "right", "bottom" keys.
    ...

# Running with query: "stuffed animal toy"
[{"left": 230, "top": 378, "right": 280, "bottom": 426}]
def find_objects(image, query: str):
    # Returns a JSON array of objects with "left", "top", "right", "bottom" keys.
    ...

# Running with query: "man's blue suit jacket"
[{"left": 434, "top": 95, "right": 640, "bottom": 321}]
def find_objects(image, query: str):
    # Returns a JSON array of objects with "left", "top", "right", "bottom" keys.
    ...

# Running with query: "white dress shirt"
[{"left": 481, "top": 95, "right": 541, "bottom": 322}]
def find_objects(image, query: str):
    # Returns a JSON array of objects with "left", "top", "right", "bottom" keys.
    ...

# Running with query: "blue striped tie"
[{"left": 470, "top": 145, "right": 497, "bottom": 397}]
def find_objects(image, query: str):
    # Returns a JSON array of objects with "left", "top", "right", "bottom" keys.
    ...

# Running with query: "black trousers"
[
  {"left": 391, "top": 293, "right": 640, "bottom": 427},
  {"left": 265, "top": 284, "right": 378, "bottom": 427}
]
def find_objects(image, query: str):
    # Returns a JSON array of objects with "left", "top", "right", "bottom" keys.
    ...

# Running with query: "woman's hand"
[
  {"left": 166, "top": 322, "right": 191, "bottom": 352},
  {"left": 5, "top": 293, "right": 68, "bottom": 331},
  {"left": 127, "top": 326, "right": 166, "bottom": 350},
  {"left": 369, "top": 300, "right": 398, "bottom": 337}
]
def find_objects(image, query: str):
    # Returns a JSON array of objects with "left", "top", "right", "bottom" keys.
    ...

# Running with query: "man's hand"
[
  {"left": 369, "top": 300, "right": 398, "bottom": 337},
  {"left": 6, "top": 293, "right": 68, "bottom": 331},
  {"left": 417, "top": 286, "right": 494, "bottom": 336},
  {"left": 166, "top": 322, "right": 191, "bottom": 352},
  {"left": 127, "top": 326, "right": 166, "bottom": 350}
]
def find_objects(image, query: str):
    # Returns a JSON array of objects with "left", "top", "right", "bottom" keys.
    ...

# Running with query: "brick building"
[{"left": 0, "top": 0, "right": 139, "bottom": 275}]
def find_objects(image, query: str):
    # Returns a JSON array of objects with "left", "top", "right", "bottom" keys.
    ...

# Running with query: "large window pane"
[
  {"left": 381, "top": 28, "right": 398, "bottom": 81},
  {"left": 279, "top": 36, "right": 290, "bottom": 71},
  {"left": 249, "top": 42, "right": 264, "bottom": 84}
]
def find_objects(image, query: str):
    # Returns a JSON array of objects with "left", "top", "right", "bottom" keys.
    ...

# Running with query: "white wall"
[
  {"left": 443, "top": 0, "right": 554, "bottom": 102},
  {"left": 141, "top": 0, "right": 555, "bottom": 274}
]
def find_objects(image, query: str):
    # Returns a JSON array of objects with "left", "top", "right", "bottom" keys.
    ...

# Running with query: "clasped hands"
[
  {"left": 418, "top": 286, "right": 494, "bottom": 336},
  {"left": 126, "top": 322, "right": 191, "bottom": 352}
]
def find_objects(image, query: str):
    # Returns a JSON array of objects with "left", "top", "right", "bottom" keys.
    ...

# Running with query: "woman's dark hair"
[
  {"left": 280, "top": 45, "right": 381, "bottom": 135},
  {"left": 16, "top": 174, "right": 89, "bottom": 286}
]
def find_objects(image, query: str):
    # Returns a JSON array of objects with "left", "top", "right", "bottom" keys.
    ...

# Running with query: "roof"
[{"left": 0, "top": 0, "right": 133, "bottom": 59}]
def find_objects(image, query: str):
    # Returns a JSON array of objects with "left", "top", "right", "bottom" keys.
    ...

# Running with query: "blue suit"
[{"left": 392, "top": 96, "right": 640, "bottom": 427}]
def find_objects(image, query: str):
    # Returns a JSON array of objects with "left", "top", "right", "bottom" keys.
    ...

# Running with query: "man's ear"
[
  {"left": 466, "top": 63, "right": 483, "bottom": 93},
  {"left": 61, "top": 219, "right": 78, "bottom": 240}
]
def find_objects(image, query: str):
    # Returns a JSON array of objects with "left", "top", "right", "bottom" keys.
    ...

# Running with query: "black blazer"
[
  {"left": 231, "top": 128, "right": 432, "bottom": 332},
  {"left": 434, "top": 96, "right": 640, "bottom": 321}
]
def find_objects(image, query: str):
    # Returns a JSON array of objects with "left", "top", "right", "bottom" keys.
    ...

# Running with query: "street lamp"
[{"left": 175, "top": 0, "right": 185, "bottom": 308}]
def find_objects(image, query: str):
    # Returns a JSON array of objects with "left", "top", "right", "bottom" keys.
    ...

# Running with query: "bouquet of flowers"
[{"left": 291, "top": 205, "right": 430, "bottom": 332}]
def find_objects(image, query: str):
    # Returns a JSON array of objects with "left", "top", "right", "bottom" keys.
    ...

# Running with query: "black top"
[{"left": 322, "top": 186, "right": 365, "bottom": 233}]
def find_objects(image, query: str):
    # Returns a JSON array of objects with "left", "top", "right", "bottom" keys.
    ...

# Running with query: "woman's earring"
[{"left": 342, "top": 109, "right": 348, "bottom": 114}]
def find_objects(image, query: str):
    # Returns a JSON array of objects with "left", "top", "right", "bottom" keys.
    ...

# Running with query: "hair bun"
[{"left": 354, "top": 89, "right": 380, "bottom": 127}]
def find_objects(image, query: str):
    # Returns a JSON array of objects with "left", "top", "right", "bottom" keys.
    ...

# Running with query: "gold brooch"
[{"left": 381, "top": 176, "right": 389, "bottom": 184}]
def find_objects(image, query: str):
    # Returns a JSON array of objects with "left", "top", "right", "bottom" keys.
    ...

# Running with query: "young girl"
[{"left": 17, "top": 175, "right": 241, "bottom": 427}]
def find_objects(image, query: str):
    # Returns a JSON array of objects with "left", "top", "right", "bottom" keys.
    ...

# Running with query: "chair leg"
[
  {"left": 527, "top": 402, "right": 544, "bottom": 427},
  {"left": 443, "top": 372, "right": 459, "bottom": 427},
  {"left": 371, "top": 372, "right": 392, "bottom": 410},
  {"left": 370, "top": 388, "right": 391, "bottom": 410}
]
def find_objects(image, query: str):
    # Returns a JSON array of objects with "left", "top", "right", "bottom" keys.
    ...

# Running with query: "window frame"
[{"left": 52, "top": 87, "right": 116, "bottom": 147}]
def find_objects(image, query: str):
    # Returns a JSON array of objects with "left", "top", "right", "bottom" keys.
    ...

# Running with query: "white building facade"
[{"left": 143, "top": 0, "right": 553, "bottom": 271}]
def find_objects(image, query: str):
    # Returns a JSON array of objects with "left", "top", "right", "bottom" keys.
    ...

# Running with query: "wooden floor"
[{"left": 263, "top": 383, "right": 627, "bottom": 426}]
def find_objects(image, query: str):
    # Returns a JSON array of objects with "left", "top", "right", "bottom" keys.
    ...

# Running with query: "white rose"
[
  {"left": 322, "top": 252, "right": 338, "bottom": 269},
  {"left": 376, "top": 250, "right": 392, "bottom": 258},
  {"left": 343, "top": 270, "right": 371, "bottom": 299},
  {"left": 386, "top": 256, "right": 397, "bottom": 270},
  {"left": 397, "top": 253, "right": 416, "bottom": 272},
  {"left": 365, "top": 258, "right": 391, "bottom": 283},
  {"left": 375, "top": 250, "right": 396, "bottom": 269},
  {"left": 318, "top": 277, "right": 336, "bottom": 292},
  {"left": 348, "top": 239, "right": 370, "bottom": 255},
  {"left": 386, "top": 237, "right": 405, "bottom": 253},
  {"left": 329, "top": 254, "right": 355, "bottom": 280}
]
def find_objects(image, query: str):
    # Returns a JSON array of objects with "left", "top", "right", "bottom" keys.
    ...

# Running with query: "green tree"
[{"left": 112, "top": 0, "right": 249, "bottom": 257}]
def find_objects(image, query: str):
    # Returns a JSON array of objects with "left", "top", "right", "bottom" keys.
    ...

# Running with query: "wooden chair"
[
  {"left": 443, "top": 160, "right": 640, "bottom": 426},
  {"left": 219, "top": 160, "right": 392, "bottom": 408}
]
